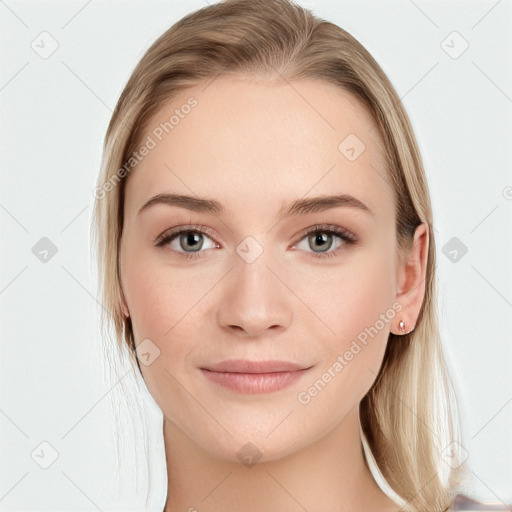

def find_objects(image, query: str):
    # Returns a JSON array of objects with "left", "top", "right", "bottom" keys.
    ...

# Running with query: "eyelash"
[{"left": 154, "top": 223, "right": 357, "bottom": 260}]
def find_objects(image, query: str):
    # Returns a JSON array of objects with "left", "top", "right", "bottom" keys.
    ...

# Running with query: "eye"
[
  {"left": 155, "top": 223, "right": 357, "bottom": 260},
  {"left": 291, "top": 224, "right": 357, "bottom": 259},
  {"left": 155, "top": 225, "right": 219, "bottom": 260}
]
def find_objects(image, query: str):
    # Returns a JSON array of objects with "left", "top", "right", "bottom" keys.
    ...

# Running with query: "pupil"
[
  {"left": 181, "top": 232, "right": 202, "bottom": 251},
  {"left": 310, "top": 232, "right": 332, "bottom": 252}
]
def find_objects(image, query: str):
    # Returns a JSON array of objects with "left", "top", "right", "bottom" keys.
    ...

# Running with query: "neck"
[{"left": 162, "top": 407, "right": 398, "bottom": 512}]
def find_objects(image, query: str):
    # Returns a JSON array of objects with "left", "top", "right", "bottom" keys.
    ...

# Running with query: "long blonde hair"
[{"left": 91, "top": 0, "right": 470, "bottom": 509}]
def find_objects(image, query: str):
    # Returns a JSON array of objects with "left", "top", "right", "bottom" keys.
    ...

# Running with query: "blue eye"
[{"left": 155, "top": 223, "right": 357, "bottom": 260}]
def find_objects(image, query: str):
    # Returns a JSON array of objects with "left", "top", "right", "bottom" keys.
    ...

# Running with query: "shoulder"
[{"left": 449, "top": 493, "right": 512, "bottom": 511}]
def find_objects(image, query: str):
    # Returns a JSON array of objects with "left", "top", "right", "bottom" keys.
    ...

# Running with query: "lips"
[
  {"left": 202, "top": 359, "right": 309, "bottom": 373},
  {"left": 200, "top": 359, "right": 312, "bottom": 394}
]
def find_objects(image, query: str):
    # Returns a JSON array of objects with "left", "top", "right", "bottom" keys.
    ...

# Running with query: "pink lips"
[{"left": 200, "top": 359, "right": 311, "bottom": 394}]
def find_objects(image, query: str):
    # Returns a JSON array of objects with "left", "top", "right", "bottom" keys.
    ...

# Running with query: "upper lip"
[{"left": 201, "top": 359, "right": 311, "bottom": 373}]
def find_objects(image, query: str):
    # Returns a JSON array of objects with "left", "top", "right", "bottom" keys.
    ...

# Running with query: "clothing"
[
  {"left": 448, "top": 494, "right": 512, "bottom": 511},
  {"left": 359, "top": 426, "right": 511, "bottom": 511}
]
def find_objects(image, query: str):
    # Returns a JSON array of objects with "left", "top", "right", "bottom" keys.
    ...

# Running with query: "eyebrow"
[{"left": 137, "top": 192, "right": 374, "bottom": 218}]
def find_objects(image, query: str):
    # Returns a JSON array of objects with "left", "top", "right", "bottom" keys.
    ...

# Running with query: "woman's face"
[{"left": 120, "top": 75, "right": 403, "bottom": 462}]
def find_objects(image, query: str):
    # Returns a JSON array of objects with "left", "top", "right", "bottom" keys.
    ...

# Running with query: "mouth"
[{"left": 199, "top": 359, "right": 313, "bottom": 394}]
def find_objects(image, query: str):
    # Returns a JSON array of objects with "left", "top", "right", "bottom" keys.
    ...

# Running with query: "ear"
[
  {"left": 392, "top": 222, "right": 429, "bottom": 335},
  {"left": 120, "top": 301, "right": 130, "bottom": 318},
  {"left": 119, "top": 286, "right": 130, "bottom": 318}
]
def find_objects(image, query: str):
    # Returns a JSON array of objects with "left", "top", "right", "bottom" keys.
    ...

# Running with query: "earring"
[{"left": 396, "top": 319, "right": 413, "bottom": 335}]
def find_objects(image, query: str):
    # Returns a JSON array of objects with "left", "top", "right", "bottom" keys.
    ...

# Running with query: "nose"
[{"left": 216, "top": 247, "right": 293, "bottom": 339}]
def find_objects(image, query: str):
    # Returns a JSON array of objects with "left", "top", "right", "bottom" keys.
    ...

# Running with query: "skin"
[{"left": 119, "top": 75, "right": 428, "bottom": 511}]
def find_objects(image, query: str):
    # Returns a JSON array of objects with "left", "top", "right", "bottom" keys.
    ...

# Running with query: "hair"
[{"left": 91, "top": 0, "right": 471, "bottom": 510}]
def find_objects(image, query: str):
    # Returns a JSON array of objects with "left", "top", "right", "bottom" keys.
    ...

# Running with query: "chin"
[
  {"left": 213, "top": 431, "right": 304, "bottom": 466},
  {"left": 176, "top": 415, "right": 306, "bottom": 466}
]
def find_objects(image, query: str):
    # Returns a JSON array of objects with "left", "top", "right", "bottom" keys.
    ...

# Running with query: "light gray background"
[{"left": 1, "top": 0, "right": 511, "bottom": 510}]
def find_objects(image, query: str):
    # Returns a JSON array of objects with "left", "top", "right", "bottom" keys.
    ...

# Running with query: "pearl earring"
[{"left": 399, "top": 320, "right": 405, "bottom": 331}]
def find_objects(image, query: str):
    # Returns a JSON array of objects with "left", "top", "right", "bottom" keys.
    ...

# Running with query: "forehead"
[{"left": 124, "top": 75, "right": 393, "bottom": 222}]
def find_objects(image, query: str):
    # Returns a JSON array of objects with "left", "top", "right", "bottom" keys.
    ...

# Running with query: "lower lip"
[{"left": 200, "top": 368, "right": 309, "bottom": 394}]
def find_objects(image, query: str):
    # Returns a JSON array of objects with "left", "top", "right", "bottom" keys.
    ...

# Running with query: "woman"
[{"left": 91, "top": 0, "right": 499, "bottom": 510}]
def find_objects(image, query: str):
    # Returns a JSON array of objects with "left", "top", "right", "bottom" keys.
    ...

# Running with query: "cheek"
[
  {"left": 120, "top": 247, "right": 216, "bottom": 379},
  {"left": 122, "top": 262, "right": 169, "bottom": 340},
  {"left": 120, "top": 251, "right": 202, "bottom": 420},
  {"left": 304, "top": 248, "right": 396, "bottom": 338},
  {"left": 302, "top": 247, "right": 396, "bottom": 382},
  {"left": 292, "top": 251, "right": 397, "bottom": 419},
  {"left": 121, "top": 245, "right": 207, "bottom": 339}
]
